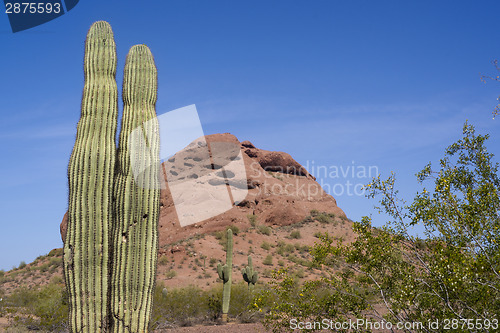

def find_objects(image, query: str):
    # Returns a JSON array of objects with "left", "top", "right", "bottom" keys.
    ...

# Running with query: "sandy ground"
[
  {"left": 0, "top": 317, "right": 272, "bottom": 333},
  {"left": 0, "top": 317, "right": 8, "bottom": 331},
  {"left": 156, "top": 322, "right": 271, "bottom": 333}
]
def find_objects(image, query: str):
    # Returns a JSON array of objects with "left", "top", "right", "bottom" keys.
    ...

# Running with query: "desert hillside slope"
[{"left": 3, "top": 133, "right": 353, "bottom": 293}]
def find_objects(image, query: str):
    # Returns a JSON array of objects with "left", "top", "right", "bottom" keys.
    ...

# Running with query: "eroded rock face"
[{"left": 60, "top": 133, "right": 345, "bottom": 245}]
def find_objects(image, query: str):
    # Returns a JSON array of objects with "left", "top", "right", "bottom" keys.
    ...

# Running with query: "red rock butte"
[{"left": 60, "top": 133, "right": 346, "bottom": 246}]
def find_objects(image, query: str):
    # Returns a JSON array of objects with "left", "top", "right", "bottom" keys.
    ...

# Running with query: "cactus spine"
[
  {"left": 63, "top": 21, "right": 118, "bottom": 332},
  {"left": 242, "top": 255, "right": 258, "bottom": 292},
  {"left": 63, "top": 22, "right": 160, "bottom": 333},
  {"left": 217, "top": 229, "right": 233, "bottom": 322},
  {"left": 111, "top": 45, "right": 160, "bottom": 333}
]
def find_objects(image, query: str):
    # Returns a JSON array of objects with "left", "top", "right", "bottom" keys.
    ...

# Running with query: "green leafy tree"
[{"left": 263, "top": 123, "right": 500, "bottom": 332}]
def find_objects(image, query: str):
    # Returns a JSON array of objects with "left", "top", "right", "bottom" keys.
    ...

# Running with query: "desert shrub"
[
  {"left": 209, "top": 257, "right": 217, "bottom": 267},
  {"left": 276, "top": 241, "right": 295, "bottom": 257},
  {"left": 194, "top": 258, "right": 202, "bottom": 267},
  {"left": 151, "top": 284, "right": 207, "bottom": 328},
  {"left": 264, "top": 123, "right": 500, "bottom": 331},
  {"left": 18, "top": 261, "right": 26, "bottom": 269},
  {"left": 260, "top": 241, "right": 271, "bottom": 251},
  {"left": 38, "top": 263, "right": 50, "bottom": 273},
  {"left": 257, "top": 225, "right": 271, "bottom": 236},
  {"left": 150, "top": 282, "right": 258, "bottom": 328},
  {"left": 293, "top": 268, "right": 305, "bottom": 279},
  {"left": 255, "top": 268, "right": 367, "bottom": 333},
  {"left": 214, "top": 231, "right": 224, "bottom": 240},
  {"left": 294, "top": 243, "right": 303, "bottom": 251},
  {"left": 315, "top": 213, "right": 335, "bottom": 224},
  {"left": 263, "top": 255, "right": 273, "bottom": 266},
  {"left": 284, "top": 244, "right": 295, "bottom": 254},
  {"left": 7, "top": 282, "right": 68, "bottom": 331},
  {"left": 247, "top": 214, "right": 257, "bottom": 227},
  {"left": 158, "top": 255, "right": 169, "bottom": 266},
  {"left": 289, "top": 230, "right": 301, "bottom": 239},
  {"left": 227, "top": 225, "right": 239, "bottom": 235},
  {"left": 51, "top": 275, "right": 63, "bottom": 284},
  {"left": 165, "top": 270, "right": 177, "bottom": 279},
  {"left": 49, "top": 256, "right": 62, "bottom": 267},
  {"left": 205, "top": 287, "right": 222, "bottom": 321},
  {"left": 214, "top": 227, "right": 237, "bottom": 250},
  {"left": 228, "top": 282, "right": 258, "bottom": 322}
]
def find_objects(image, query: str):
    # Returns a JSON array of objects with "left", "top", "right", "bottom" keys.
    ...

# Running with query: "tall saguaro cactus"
[
  {"left": 63, "top": 22, "right": 160, "bottom": 333},
  {"left": 63, "top": 21, "right": 118, "bottom": 332},
  {"left": 217, "top": 228, "right": 233, "bottom": 322},
  {"left": 110, "top": 44, "right": 160, "bottom": 333},
  {"left": 242, "top": 255, "right": 258, "bottom": 292}
]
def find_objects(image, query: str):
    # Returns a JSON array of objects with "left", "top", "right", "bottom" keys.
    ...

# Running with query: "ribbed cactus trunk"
[
  {"left": 217, "top": 229, "right": 233, "bottom": 322},
  {"left": 63, "top": 21, "right": 118, "bottom": 332},
  {"left": 110, "top": 45, "right": 160, "bottom": 333}
]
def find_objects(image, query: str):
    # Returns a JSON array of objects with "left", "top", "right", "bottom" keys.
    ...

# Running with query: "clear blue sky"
[{"left": 1, "top": 0, "right": 499, "bottom": 271}]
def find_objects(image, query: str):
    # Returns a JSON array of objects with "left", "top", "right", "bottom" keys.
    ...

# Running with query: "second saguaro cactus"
[
  {"left": 110, "top": 44, "right": 160, "bottom": 333},
  {"left": 217, "top": 228, "right": 233, "bottom": 322},
  {"left": 242, "top": 255, "right": 258, "bottom": 292}
]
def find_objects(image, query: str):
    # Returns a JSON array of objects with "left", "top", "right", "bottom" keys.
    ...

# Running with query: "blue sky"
[{"left": 1, "top": 0, "right": 499, "bottom": 271}]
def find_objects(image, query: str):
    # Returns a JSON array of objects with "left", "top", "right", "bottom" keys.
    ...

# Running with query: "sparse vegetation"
[
  {"left": 4, "top": 281, "right": 68, "bottom": 331},
  {"left": 247, "top": 214, "right": 258, "bottom": 227},
  {"left": 261, "top": 123, "right": 500, "bottom": 332},
  {"left": 263, "top": 255, "right": 273, "bottom": 266},
  {"left": 260, "top": 241, "right": 271, "bottom": 251},
  {"left": 165, "top": 270, "right": 177, "bottom": 279},
  {"left": 158, "top": 255, "right": 169, "bottom": 266},
  {"left": 226, "top": 225, "right": 239, "bottom": 236},
  {"left": 148, "top": 282, "right": 261, "bottom": 328},
  {"left": 257, "top": 225, "right": 271, "bottom": 236}
]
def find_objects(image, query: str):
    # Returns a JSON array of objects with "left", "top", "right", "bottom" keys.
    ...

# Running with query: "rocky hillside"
[
  {"left": 2, "top": 133, "right": 353, "bottom": 293},
  {"left": 61, "top": 133, "right": 346, "bottom": 245}
]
